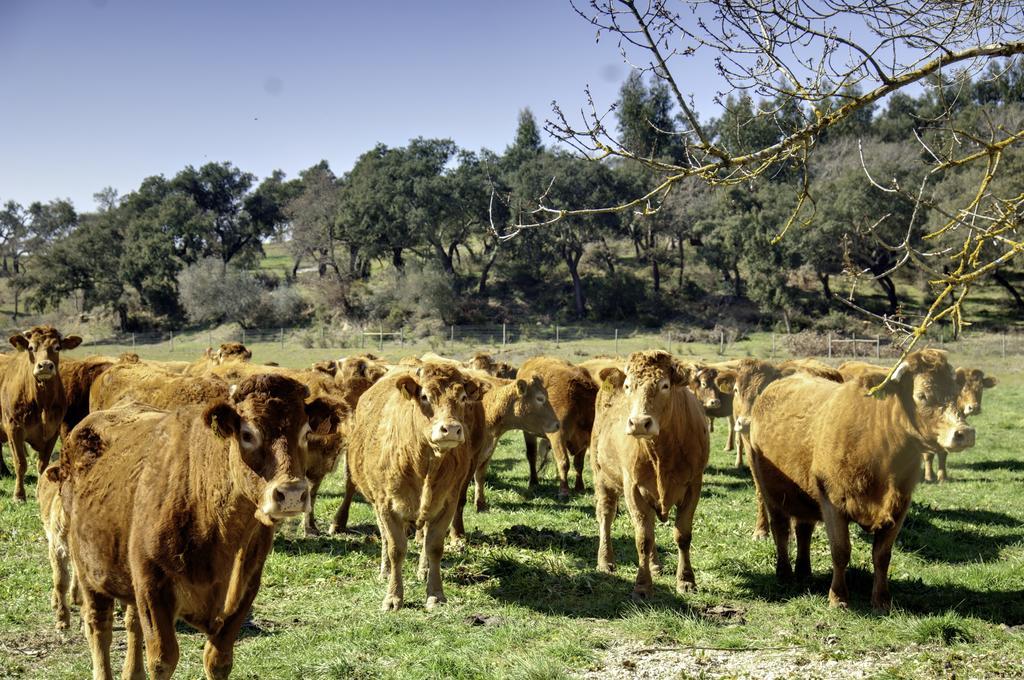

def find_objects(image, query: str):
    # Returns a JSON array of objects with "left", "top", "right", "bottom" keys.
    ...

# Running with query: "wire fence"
[{"left": 12, "top": 323, "right": 1018, "bottom": 362}]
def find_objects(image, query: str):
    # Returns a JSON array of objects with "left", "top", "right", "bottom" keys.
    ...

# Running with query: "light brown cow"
[
  {"left": 689, "top": 364, "right": 739, "bottom": 461},
  {"left": 38, "top": 464, "right": 78, "bottom": 630},
  {"left": 590, "top": 351, "right": 710, "bottom": 599},
  {"left": 518, "top": 356, "right": 598, "bottom": 498},
  {"left": 466, "top": 352, "right": 517, "bottom": 379},
  {"left": 345, "top": 363, "right": 484, "bottom": 611},
  {"left": 90, "top": 362, "right": 230, "bottom": 411},
  {"left": 747, "top": 350, "right": 975, "bottom": 611},
  {"left": 63, "top": 374, "right": 339, "bottom": 679},
  {"left": 0, "top": 326, "right": 82, "bottom": 501},
  {"left": 184, "top": 342, "right": 253, "bottom": 376},
  {"left": 449, "top": 372, "right": 560, "bottom": 540},
  {"left": 58, "top": 355, "right": 124, "bottom": 442}
]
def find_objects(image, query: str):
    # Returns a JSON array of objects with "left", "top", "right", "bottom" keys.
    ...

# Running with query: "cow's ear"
[
  {"left": 715, "top": 370, "right": 736, "bottom": 393},
  {"left": 396, "top": 375, "right": 420, "bottom": 400},
  {"left": 464, "top": 377, "right": 488, "bottom": 401},
  {"left": 44, "top": 466, "right": 61, "bottom": 484},
  {"left": 671, "top": 362, "right": 692, "bottom": 386},
  {"left": 366, "top": 363, "right": 388, "bottom": 383},
  {"left": 955, "top": 367, "right": 967, "bottom": 387},
  {"left": 306, "top": 396, "right": 348, "bottom": 434},
  {"left": 203, "top": 401, "right": 240, "bottom": 438},
  {"left": 313, "top": 360, "right": 337, "bottom": 377},
  {"left": 60, "top": 336, "right": 82, "bottom": 351},
  {"left": 514, "top": 378, "right": 528, "bottom": 397},
  {"left": 598, "top": 367, "right": 625, "bottom": 390},
  {"left": 9, "top": 335, "right": 29, "bottom": 352},
  {"left": 982, "top": 375, "right": 998, "bottom": 389}
]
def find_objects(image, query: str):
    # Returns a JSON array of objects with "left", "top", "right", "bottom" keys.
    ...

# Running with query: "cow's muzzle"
[
  {"left": 705, "top": 397, "right": 721, "bottom": 410},
  {"left": 544, "top": 418, "right": 560, "bottom": 434},
  {"left": 943, "top": 424, "right": 976, "bottom": 452},
  {"left": 261, "top": 478, "right": 311, "bottom": 523},
  {"left": 963, "top": 404, "right": 980, "bottom": 416},
  {"left": 430, "top": 420, "right": 464, "bottom": 449},
  {"left": 734, "top": 416, "right": 751, "bottom": 433},
  {"left": 34, "top": 361, "right": 56, "bottom": 380},
  {"left": 626, "top": 415, "right": 658, "bottom": 438}
]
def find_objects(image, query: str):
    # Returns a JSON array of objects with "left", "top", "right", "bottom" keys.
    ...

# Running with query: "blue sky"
[{"left": 0, "top": 0, "right": 726, "bottom": 211}]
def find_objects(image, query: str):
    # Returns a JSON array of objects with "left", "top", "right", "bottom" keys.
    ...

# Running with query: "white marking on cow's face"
[{"left": 239, "top": 422, "right": 262, "bottom": 454}]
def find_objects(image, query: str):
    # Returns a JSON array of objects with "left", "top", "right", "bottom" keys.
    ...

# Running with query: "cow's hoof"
[
  {"left": 597, "top": 561, "right": 615, "bottom": 574},
  {"left": 828, "top": 592, "right": 849, "bottom": 610},
  {"left": 416, "top": 568, "right": 428, "bottom": 582},
  {"left": 55, "top": 617, "right": 70, "bottom": 632},
  {"left": 304, "top": 524, "right": 321, "bottom": 538},
  {"left": 871, "top": 600, "right": 892, "bottom": 614},
  {"left": 475, "top": 501, "right": 489, "bottom": 513},
  {"left": 650, "top": 563, "right": 662, "bottom": 578},
  {"left": 795, "top": 564, "right": 812, "bottom": 581},
  {"left": 381, "top": 596, "right": 403, "bottom": 612},
  {"left": 327, "top": 523, "right": 343, "bottom": 535},
  {"left": 752, "top": 527, "right": 769, "bottom": 541},
  {"left": 425, "top": 595, "right": 446, "bottom": 610},
  {"left": 13, "top": 493, "right": 26, "bottom": 504},
  {"left": 676, "top": 580, "right": 697, "bottom": 594},
  {"left": 557, "top": 489, "right": 570, "bottom": 501},
  {"left": 630, "top": 589, "right": 651, "bottom": 603},
  {"left": 775, "top": 565, "right": 793, "bottom": 583}
]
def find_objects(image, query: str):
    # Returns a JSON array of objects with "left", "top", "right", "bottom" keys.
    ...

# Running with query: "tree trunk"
[
  {"left": 566, "top": 253, "right": 585, "bottom": 319},
  {"left": 291, "top": 255, "right": 302, "bottom": 279},
  {"left": 817, "top": 271, "right": 832, "bottom": 303},
  {"left": 651, "top": 256, "right": 660, "bottom": 294},
  {"left": 478, "top": 242, "right": 499, "bottom": 295},
  {"left": 392, "top": 248, "right": 404, "bottom": 271},
  {"left": 677, "top": 237, "right": 684, "bottom": 289},
  {"left": 433, "top": 242, "right": 455, "bottom": 277},
  {"left": 993, "top": 269, "right": 1024, "bottom": 312},
  {"left": 732, "top": 264, "right": 743, "bottom": 298},
  {"left": 877, "top": 275, "right": 898, "bottom": 315}
]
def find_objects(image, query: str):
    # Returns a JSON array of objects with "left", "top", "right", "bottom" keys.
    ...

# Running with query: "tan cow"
[
  {"left": 518, "top": 356, "right": 598, "bottom": 498},
  {"left": 90, "top": 362, "right": 230, "bottom": 411},
  {"left": 449, "top": 372, "right": 560, "bottom": 540},
  {"left": 345, "top": 363, "right": 484, "bottom": 611},
  {"left": 747, "top": 349, "right": 975, "bottom": 611},
  {"left": 0, "top": 326, "right": 82, "bottom": 501},
  {"left": 59, "top": 355, "right": 127, "bottom": 442},
  {"left": 688, "top": 364, "right": 739, "bottom": 462},
  {"left": 590, "top": 351, "right": 710, "bottom": 599},
  {"left": 38, "top": 464, "right": 78, "bottom": 630},
  {"left": 466, "top": 352, "right": 517, "bottom": 379},
  {"left": 63, "top": 374, "right": 340, "bottom": 679}
]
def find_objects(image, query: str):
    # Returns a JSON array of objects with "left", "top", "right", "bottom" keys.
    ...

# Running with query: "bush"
[
  {"left": 366, "top": 263, "right": 458, "bottom": 325},
  {"left": 178, "top": 258, "right": 308, "bottom": 328}
]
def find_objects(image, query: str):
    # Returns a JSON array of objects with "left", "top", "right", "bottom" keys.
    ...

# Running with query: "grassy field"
[{"left": 0, "top": 343, "right": 1022, "bottom": 679}]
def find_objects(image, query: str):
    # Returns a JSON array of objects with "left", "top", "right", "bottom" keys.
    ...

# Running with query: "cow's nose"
[
  {"left": 628, "top": 416, "right": 653, "bottom": 432},
  {"left": 35, "top": 361, "right": 55, "bottom": 374},
  {"left": 963, "top": 404, "right": 978, "bottom": 416},
  {"left": 706, "top": 398, "right": 721, "bottom": 410},
  {"left": 435, "top": 421, "right": 463, "bottom": 442},
  {"left": 264, "top": 478, "right": 310, "bottom": 518},
  {"left": 952, "top": 426, "right": 976, "bottom": 450}
]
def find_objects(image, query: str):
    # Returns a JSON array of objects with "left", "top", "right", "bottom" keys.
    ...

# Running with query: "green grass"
[{"left": 1, "top": 347, "right": 1022, "bottom": 678}]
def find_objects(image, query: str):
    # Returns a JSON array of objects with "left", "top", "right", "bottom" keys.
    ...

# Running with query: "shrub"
[{"left": 178, "top": 259, "right": 262, "bottom": 326}]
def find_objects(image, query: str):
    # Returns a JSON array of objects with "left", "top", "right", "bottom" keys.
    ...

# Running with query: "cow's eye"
[
  {"left": 241, "top": 431, "right": 255, "bottom": 445},
  {"left": 915, "top": 392, "right": 927, "bottom": 402},
  {"left": 420, "top": 393, "right": 430, "bottom": 405},
  {"left": 459, "top": 391, "right": 467, "bottom": 403},
  {"left": 661, "top": 381, "right": 670, "bottom": 391},
  {"left": 536, "top": 395, "right": 546, "bottom": 405}
]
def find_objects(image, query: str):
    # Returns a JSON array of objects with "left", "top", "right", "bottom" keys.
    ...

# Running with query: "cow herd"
[{"left": 0, "top": 325, "right": 1000, "bottom": 680}]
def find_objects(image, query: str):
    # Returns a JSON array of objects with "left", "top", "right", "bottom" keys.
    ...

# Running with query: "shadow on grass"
[
  {"left": 273, "top": 529, "right": 380, "bottom": 558},
  {"left": 897, "top": 507, "right": 1024, "bottom": 563},
  {"left": 483, "top": 556, "right": 695, "bottom": 618},
  {"left": 734, "top": 568, "right": 1024, "bottom": 625},
  {"left": 957, "top": 458, "right": 1024, "bottom": 473}
]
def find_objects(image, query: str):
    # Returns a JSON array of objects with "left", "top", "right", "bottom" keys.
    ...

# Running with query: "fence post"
[
  {"left": 400, "top": 327, "right": 405, "bottom": 346},
  {"left": 502, "top": 323, "right": 507, "bottom": 347},
  {"left": 360, "top": 329, "right": 365, "bottom": 349},
  {"left": 875, "top": 335, "right": 880, "bottom": 359},
  {"left": 1002, "top": 333, "right": 1007, "bottom": 359},
  {"left": 320, "top": 326, "right": 325, "bottom": 345},
  {"left": 132, "top": 333, "right": 136, "bottom": 350},
  {"left": 827, "top": 333, "right": 832, "bottom": 359},
  {"left": 555, "top": 324, "right": 560, "bottom": 348},
  {"left": 668, "top": 331, "right": 672, "bottom": 354},
  {"left": 771, "top": 332, "right": 776, "bottom": 359},
  {"left": 279, "top": 328, "right": 284, "bottom": 349},
  {"left": 719, "top": 329, "right": 725, "bottom": 355},
  {"left": 450, "top": 325, "right": 454, "bottom": 343},
  {"left": 379, "top": 322, "right": 384, "bottom": 352},
  {"left": 169, "top": 330, "right": 174, "bottom": 353},
  {"left": 852, "top": 333, "right": 857, "bottom": 358},
  {"left": 242, "top": 328, "right": 246, "bottom": 345},
  {"left": 614, "top": 328, "right": 619, "bottom": 355}
]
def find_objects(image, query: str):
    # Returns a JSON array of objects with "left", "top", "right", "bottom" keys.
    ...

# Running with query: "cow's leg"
[
  {"left": 768, "top": 508, "right": 793, "bottom": 582},
  {"left": 625, "top": 485, "right": 657, "bottom": 600},
  {"left": 819, "top": 495, "right": 851, "bottom": 609},
  {"left": 47, "top": 534, "right": 72, "bottom": 630},
  {"left": 378, "top": 509, "right": 407, "bottom": 611},
  {"left": 870, "top": 511, "right": 907, "bottom": 613},
  {"left": 374, "top": 508, "right": 389, "bottom": 580},
  {"left": 421, "top": 500, "right": 456, "bottom": 610},
  {"left": 794, "top": 521, "right": 814, "bottom": 581},
  {"left": 735, "top": 429, "right": 746, "bottom": 468},
  {"left": 548, "top": 432, "right": 572, "bottom": 499},
  {"left": 328, "top": 471, "right": 358, "bottom": 534},
  {"left": 524, "top": 432, "right": 540, "bottom": 488},
  {"left": 449, "top": 464, "right": 474, "bottom": 542},
  {"left": 122, "top": 604, "right": 145, "bottom": 680},
  {"left": 37, "top": 435, "right": 57, "bottom": 474},
  {"left": 7, "top": 428, "right": 28, "bottom": 502},
  {"left": 707, "top": 416, "right": 715, "bottom": 433},
  {"left": 202, "top": 570, "right": 265, "bottom": 680},
  {"left": 936, "top": 449, "right": 949, "bottom": 483},
  {"left": 921, "top": 451, "right": 936, "bottom": 483},
  {"left": 726, "top": 416, "right": 736, "bottom": 453},
  {"left": 594, "top": 479, "right": 618, "bottom": 573},
  {"left": 136, "top": 581, "right": 180, "bottom": 680},
  {"left": 674, "top": 483, "right": 701, "bottom": 594},
  {"left": 0, "top": 443, "right": 10, "bottom": 477},
  {"left": 747, "top": 446, "right": 770, "bottom": 539},
  {"left": 304, "top": 474, "right": 324, "bottom": 537},
  {"left": 81, "top": 589, "right": 115, "bottom": 680},
  {"left": 571, "top": 445, "right": 586, "bottom": 493}
]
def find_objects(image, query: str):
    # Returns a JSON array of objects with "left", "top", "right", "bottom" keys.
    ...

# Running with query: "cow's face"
[
  {"left": 690, "top": 366, "right": 724, "bottom": 411},
  {"left": 396, "top": 364, "right": 483, "bottom": 451},
  {"left": 9, "top": 326, "right": 82, "bottom": 382},
  {"left": 203, "top": 374, "right": 319, "bottom": 527},
  {"left": 731, "top": 359, "right": 781, "bottom": 434},
  {"left": 886, "top": 350, "right": 975, "bottom": 452},
  {"left": 336, "top": 356, "right": 388, "bottom": 410},
  {"left": 601, "top": 351, "right": 689, "bottom": 438},
  {"left": 510, "top": 375, "right": 560, "bottom": 434},
  {"left": 217, "top": 342, "right": 252, "bottom": 364},
  {"left": 303, "top": 396, "right": 351, "bottom": 478},
  {"left": 955, "top": 367, "right": 997, "bottom": 417}
]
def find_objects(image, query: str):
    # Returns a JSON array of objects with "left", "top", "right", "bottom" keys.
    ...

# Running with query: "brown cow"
[
  {"left": 90, "top": 362, "right": 230, "bottom": 411},
  {"left": 689, "top": 364, "right": 739, "bottom": 461},
  {"left": 466, "top": 352, "right": 517, "bottom": 379},
  {"left": 747, "top": 350, "right": 975, "bottom": 611},
  {"left": 590, "top": 351, "right": 710, "bottom": 599},
  {"left": 184, "top": 342, "right": 253, "bottom": 376},
  {"left": 518, "top": 356, "right": 598, "bottom": 498},
  {"left": 63, "top": 374, "right": 338, "bottom": 679},
  {"left": 449, "top": 372, "right": 560, "bottom": 540},
  {"left": 345, "top": 363, "right": 484, "bottom": 611},
  {"left": 59, "top": 355, "right": 124, "bottom": 442},
  {"left": 921, "top": 366, "right": 997, "bottom": 483},
  {"left": 38, "top": 464, "right": 78, "bottom": 630},
  {"left": 0, "top": 326, "right": 82, "bottom": 501}
]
